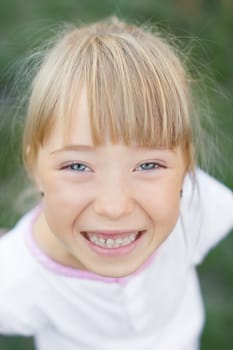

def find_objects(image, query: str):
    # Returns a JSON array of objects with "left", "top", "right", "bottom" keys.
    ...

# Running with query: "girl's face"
[{"left": 33, "top": 89, "right": 187, "bottom": 277}]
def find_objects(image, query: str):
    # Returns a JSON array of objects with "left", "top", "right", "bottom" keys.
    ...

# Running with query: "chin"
[{"left": 89, "top": 259, "right": 145, "bottom": 279}]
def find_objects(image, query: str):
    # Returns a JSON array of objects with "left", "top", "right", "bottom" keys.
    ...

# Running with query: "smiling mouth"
[{"left": 81, "top": 231, "right": 144, "bottom": 249}]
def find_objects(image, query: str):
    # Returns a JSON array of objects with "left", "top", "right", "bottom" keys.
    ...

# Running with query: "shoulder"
[
  {"left": 0, "top": 209, "right": 48, "bottom": 335},
  {"left": 0, "top": 212, "right": 36, "bottom": 288},
  {"left": 181, "top": 168, "right": 233, "bottom": 265},
  {"left": 183, "top": 168, "right": 233, "bottom": 226},
  {"left": 185, "top": 168, "right": 232, "bottom": 197}
]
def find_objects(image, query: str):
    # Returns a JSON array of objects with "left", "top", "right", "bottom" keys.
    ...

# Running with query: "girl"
[{"left": 0, "top": 17, "right": 232, "bottom": 350}]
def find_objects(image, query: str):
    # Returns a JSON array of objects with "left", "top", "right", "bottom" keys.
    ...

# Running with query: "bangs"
[{"left": 55, "top": 32, "right": 192, "bottom": 149}]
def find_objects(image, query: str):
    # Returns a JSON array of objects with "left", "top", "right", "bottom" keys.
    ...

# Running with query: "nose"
[{"left": 93, "top": 181, "right": 134, "bottom": 220}]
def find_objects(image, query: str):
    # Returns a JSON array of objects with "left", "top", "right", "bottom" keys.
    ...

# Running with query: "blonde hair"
[{"left": 23, "top": 17, "right": 197, "bottom": 173}]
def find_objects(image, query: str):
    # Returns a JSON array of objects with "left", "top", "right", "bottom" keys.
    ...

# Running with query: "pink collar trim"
[{"left": 24, "top": 207, "right": 157, "bottom": 285}]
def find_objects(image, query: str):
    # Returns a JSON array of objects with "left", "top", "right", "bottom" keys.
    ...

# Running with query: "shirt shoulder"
[
  {"left": 181, "top": 168, "right": 233, "bottom": 265},
  {"left": 0, "top": 210, "right": 39, "bottom": 288},
  {"left": 0, "top": 210, "right": 48, "bottom": 335}
]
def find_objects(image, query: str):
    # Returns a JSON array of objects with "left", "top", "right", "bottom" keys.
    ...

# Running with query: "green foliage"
[{"left": 199, "top": 231, "right": 233, "bottom": 349}]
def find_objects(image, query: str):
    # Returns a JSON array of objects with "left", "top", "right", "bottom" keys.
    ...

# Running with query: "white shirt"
[{"left": 0, "top": 169, "right": 232, "bottom": 350}]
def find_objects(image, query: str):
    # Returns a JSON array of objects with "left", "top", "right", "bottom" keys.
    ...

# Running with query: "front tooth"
[{"left": 106, "top": 238, "right": 114, "bottom": 248}]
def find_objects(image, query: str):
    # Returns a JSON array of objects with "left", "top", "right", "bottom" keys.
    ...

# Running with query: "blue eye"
[
  {"left": 137, "top": 162, "right": 162, "bottom": 171},
  {"left": 64, "top": 163, "right": 91, "bottom": 172}
]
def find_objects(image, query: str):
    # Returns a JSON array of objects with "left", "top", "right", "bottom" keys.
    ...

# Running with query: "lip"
[{"left": 81, "top": 230, "right": 146, "bottom": 257}]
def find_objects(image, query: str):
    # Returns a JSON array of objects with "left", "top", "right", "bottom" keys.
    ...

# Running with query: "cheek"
[
  {"left": 42, "top": 178, "right": 94, "bottom": 234},
  {"left": 42, "top": 172, "right": 91, "bottom": 205},
  {"left": 137, "top": 179, "right": 181, "bottom": 224}
]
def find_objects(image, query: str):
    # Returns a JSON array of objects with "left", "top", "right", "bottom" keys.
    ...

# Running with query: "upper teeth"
[{"left": 86, "top": 233, "right": 138, "bottom": 248}]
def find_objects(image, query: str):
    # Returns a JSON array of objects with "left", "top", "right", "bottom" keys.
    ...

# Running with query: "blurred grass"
[{"left": 0, "top": 0, "right": 232, "bottom": 349}]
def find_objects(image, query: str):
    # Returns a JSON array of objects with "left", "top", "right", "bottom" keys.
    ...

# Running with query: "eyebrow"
[{"left": 50, "top": 144, "right": 96, "bottom": 154}]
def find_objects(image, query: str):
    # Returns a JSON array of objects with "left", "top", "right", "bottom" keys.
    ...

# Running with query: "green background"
[{"left": 0, "top": 0, "right": 233, "bottom": 349}]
